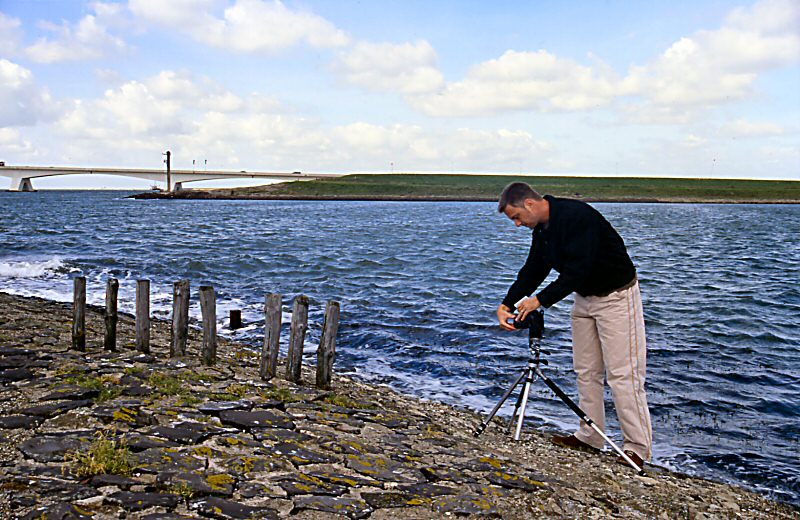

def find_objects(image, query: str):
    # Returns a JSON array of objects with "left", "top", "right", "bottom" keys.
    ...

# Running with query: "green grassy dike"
[{"left": 139, "top": 174, "right": 800, "bottom": 203}]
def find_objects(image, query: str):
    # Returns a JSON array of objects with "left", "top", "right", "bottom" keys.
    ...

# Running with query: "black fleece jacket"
[{"left": 502, "top": 195, "right": 636, "bottom": 309}]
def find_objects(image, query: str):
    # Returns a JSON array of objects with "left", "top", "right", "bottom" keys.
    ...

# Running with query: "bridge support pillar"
[{"left": 9, "top": 177, "right": 36, "bottom": 192}]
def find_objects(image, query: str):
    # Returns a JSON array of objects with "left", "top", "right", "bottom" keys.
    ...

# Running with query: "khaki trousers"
[{"left": 571, "top": 282, "right": 653, "bottom": 460}]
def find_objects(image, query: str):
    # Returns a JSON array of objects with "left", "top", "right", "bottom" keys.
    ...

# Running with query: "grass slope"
[{"left": 216, "top": 174, "right": 800, "bottom": 202}]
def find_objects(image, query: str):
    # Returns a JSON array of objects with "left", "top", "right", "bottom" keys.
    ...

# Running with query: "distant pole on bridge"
[{"left": 165, "top": 150, "right": 172, "bottom": 191}]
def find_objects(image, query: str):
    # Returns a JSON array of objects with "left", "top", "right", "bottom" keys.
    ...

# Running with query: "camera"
[
  {"left": 512, "top": 315, "right": 532, "bottom": 329},
  {"left": 511, "top": 310, "right": 544, "bottom": 338}
]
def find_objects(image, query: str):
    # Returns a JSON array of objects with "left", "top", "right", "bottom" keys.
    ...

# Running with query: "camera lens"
[{"left": 512, "top": 316, "right": 530, "bottom": 329}]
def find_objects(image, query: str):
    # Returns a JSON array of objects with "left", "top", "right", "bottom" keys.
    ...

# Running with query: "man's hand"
[
  {"left": 497, "top": 304, "right": 517, "bottom": 331},
  {"left": 515, "top": 296, "right": 541, "bottom": 323}
]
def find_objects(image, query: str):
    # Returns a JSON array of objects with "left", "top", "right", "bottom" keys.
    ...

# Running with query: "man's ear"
[{"left": 523, "top": 198, "right": 537, "bottom": 211}]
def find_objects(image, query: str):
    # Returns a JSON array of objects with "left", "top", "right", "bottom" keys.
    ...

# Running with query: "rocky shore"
[{"left": 0, "top": 291, "right": 796, "bottom": 519}]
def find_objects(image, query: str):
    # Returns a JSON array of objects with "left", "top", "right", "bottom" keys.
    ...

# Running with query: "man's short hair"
[{"left": 498, "top": 182, "right": 542, "bottom": 213}]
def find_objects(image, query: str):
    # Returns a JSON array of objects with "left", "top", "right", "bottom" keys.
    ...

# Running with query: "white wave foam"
[{"left": 0, "top": 257, "right": 65, "bottom": 279}]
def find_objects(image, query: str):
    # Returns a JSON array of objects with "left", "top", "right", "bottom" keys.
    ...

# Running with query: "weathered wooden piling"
[
  {"left": 199, "top": 285, "right": 217, "bottom": 365},
  {"left": 171, "top": 280, "right": 190, "bottom": 357},
  {"left": 135, "top": 280, "right": 150, "bottom": 354},
  {"left": 104, "top": 278, "right": 118, "bottom": 351},
  {"left": 316, "top": 300, "right": 341, "bottom": 389},
  {"left": 261, "top": 293, "right": 282, "bottom": 380},
  {"left": 72, "top": 276, "right": 86, "bottom": 351},
  {"left": 285, "top": 295, "right": 309, "bottom": 383},
  {"left": 229, "top": 309, "right": 242, "bottom": 329}
]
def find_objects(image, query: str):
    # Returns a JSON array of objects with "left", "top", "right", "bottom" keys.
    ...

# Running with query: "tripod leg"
[
  {"left": 473, "top": 369, "right": 527, "bottom": 437},
  {"left": 506, "top": 383, "right": 526, "bottom": 432},
  {"left": 535, "top": 367, "right": 644, "bottom": 474},
  {"left": 513, "top": 369, "right": 534, "bottom": 440}
]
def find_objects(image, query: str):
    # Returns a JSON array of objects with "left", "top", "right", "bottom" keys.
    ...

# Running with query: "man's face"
[{"left": 504, "top": 200, "right": 538, "bottom": 229}]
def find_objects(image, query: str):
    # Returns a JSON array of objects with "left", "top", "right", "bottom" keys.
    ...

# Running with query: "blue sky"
[{"left": 0, "top": 0, "right": 798, "bottom": 189}]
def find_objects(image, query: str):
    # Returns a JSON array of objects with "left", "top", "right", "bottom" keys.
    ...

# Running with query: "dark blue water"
[{"left": 1, "top": 191, "right": 798, "bottom": 503}]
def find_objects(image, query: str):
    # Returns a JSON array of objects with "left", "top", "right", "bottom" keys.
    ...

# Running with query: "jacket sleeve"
[
  {"left": 502, "top": 235, "right": 552, "bottom": 309},
  {"left": 535, "top": 210, "right": 599, "bottom": 307}
]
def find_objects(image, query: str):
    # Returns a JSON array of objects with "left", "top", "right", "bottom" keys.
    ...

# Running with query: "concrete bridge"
[{"left": 0, "top": 164, "right": 344, "bottom": 191}]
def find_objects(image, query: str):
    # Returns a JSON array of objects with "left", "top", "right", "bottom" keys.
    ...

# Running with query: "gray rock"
[
  {"left": 191, "top": 496, "right": 279, "bottom": 519},
  {"left": 307, "top": 470, "right": 381, "bottom": 488},
  {"left": 293, "top": 496, "right": 373, "bottom": 519},
  {"left": 433, "top": 494, "right": 499, "bottom": 516},
  {"left": 219, "top": 409, "right": 295, "bottom": 431},
  {"left": 0, "top": 367, "right": 34, "bottom": 382},
  {"left": 147, "top": 424, "right": 216, "bottom": 444},
  {"left": 222, "top": 454, "right": 293, "bottom": 475},
  {"left": 157, "top": 471, "right": 216, "bottom": 496},
  {"left": 0, "top": 346, "right": 33, "bottom": 356},
  {"left": 141, "top": 515, "right": 196, "bottom": 520},
  {"left": 276, "top": 473, "right": 348, "bottom": 496},
  {"left": 198, "top": 399, "right": 254, "bottom": 415},
  {"left": 134, "top": 447, "right": 206, "bottom": 474},
  {"left": 346, "top": 453, "right": 424, "bottom": 483},
  {"left": 122, "top": 432, "right": 180, "bottom": 451},
  {"left": 19, "top": 399, "right": 94, "bottom": 418},
  {"left": 213, "top": 433, "right": 263, "bottom": 449},
  {"left": 19, "top": 434, "right": 90, "bottom": 462},
  {"left": 0, "top": 414, "right": 42, "bottom": 429},
  {"left": 0, "top": 355, "right": 31, "bottom": 369},
  {"left": 92, "top": 403, "right": 154, "bottom": 426},
  {"left": 273, "top": 441, "right": 339, "bottom": 465},
  {"left": 361, "top": 491, "right": 415, "bottom": 509},
  {"left": 252, "top": 428, "right": 312, "bottom": 443},
  {"left": 238, "top": 481, "right": 286, "bottom": 499},
  {"left": 26, "top": 478, "right": 100, "bottom": 503},
  {"left": 20, "top": 503, "right": 94, "bottom": 520},
  {"left": 421, "top": 465, "right": 476, "bottom": 484},
  {"left": 89, "top": 473, "right": 142, "bottom": 489},
  {"left": 485, "top": 470, "right": 549, "bottom": 491},
  {"left": 399, "top": 482, "right": 459, "bottom": 497},
  {"left": 123, "top": 383, "right": 152, "bottom": 396},
  {"left": 106, "top": 490, "right": 180, "bottom": 510},
  {"left": 41, "top": 385, "right": 100, "bottom": 401}
]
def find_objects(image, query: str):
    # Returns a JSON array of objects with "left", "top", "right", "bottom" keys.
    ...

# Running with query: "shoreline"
[
  {"left": 1, "top": 290, "right": 797, "bottom": 518},
  {"left": 128, "top": 192, "right": 800, "bottom": 204}
]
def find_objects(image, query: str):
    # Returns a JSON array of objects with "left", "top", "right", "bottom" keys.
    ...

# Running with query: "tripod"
[{"left": 474, "top": 310, "right": 644, "bottom": 475}]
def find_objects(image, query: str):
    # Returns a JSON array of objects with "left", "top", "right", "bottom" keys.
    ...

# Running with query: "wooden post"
[
  {"left": 261, "top": 294, "right": 282, "bottom": 380},
  {"left": 72, "top": 276, "right": 86, "bottom": 352},
  {"left": 104, "top": 278, "right": 118, "bottom": 352},
  {"left": 316, "top": 300, "right": 340, "bottom": 389},
  {"left": 229, "top": 309, "right": 242, "bottom": 329},
  {"left": 136, "top": 280, "right": 150, "bottom": 354},
  {"left": 285, "top": 295, "right": 308, "bottom": 383},
  {"left": 171, "top": 280, "right": 190, "bottom": 357},
  {"left": 199, "top": 285, "right": 217, "bottom": 365}
]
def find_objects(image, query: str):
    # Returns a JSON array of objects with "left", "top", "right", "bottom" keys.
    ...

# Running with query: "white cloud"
[
  {"left": 724, "top": 118, "right": 784, "bottom": 137},
  {"left": 335, "top": 40, "right": 444, "bottom": 95},
  {"left": 129, "top": 0, "right": 349, "bottom": 53},
  {"left": 0, "top": 12, "right": 23, "bottom": 56},
  {"left": 622, "top": 0, "right": 800, "bottom": 113},
  {"left": 683, "top": 134, "right": 707, "bottom": 148},
  {"left": 24, "top": 3, "right": 129, "bottom": 63},
  {"left": 42, "top": 66, "right": 553, "bottom": 173},
  {"left": 52, "top": 69, "right": 319, "bottom": 167},
  {"left": 0, "top": 59, "right": 63, "bottom": 126},
  {"left": 400, "top": 0, "right": 798, "bottom": 120},
  {"left": 330, "top": 122, "right": 551, "bottom": 170},
  {"left": 412, "top": 50, "right": 621, "bottom": 117},
  {"left": 0, "top": 127, "right": 37, "bottom": 156}
]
